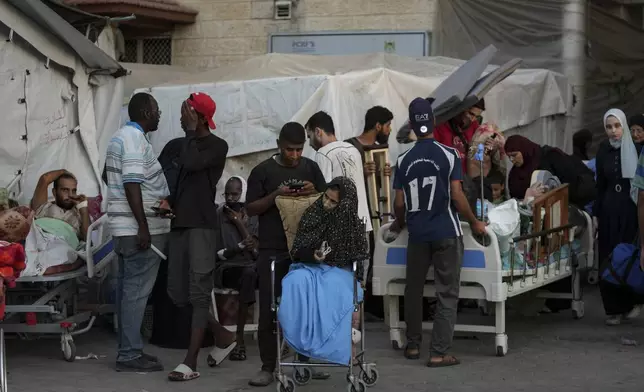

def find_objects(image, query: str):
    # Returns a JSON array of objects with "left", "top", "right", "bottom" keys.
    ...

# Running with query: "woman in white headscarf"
[{"left": 595, "top": 109, "right": 642, "bottom": 325}]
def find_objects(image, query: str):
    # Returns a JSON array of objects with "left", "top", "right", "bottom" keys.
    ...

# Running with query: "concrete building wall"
[{"left": 172, "top": 0, "right": 436, "bottom": 67}]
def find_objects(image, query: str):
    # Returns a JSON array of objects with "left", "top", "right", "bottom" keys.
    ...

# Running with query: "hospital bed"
[
  {"left": 2, "top": 213, "right": 115, "bottom": 362},
  {"left": 372, "top": 190, "right": 593, "bottom": 356}
]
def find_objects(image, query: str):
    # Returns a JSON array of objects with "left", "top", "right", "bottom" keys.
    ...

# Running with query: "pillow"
[
  {"left": 0, "top": 206, "right": 34, "bottom": 243},
  {"left": 275, "top": 194, "right": 321, "bottom": 252}
]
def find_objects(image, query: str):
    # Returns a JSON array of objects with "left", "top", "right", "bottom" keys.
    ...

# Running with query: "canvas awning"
[
  {"left": 7, "top": 0, "right": 123, "bottom": 75},
  {"left": 63, "top": 0, "right": 197, "bottom": 34}
]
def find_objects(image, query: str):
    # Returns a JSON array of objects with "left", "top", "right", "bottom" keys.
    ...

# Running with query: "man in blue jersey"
[{"left": 393, "top": 97, "right": 486, "bottom": 367}]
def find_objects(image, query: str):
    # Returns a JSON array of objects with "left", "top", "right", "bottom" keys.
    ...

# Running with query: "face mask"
[{"left": 226, "top": 202, "right": 244, "bottom": 212}]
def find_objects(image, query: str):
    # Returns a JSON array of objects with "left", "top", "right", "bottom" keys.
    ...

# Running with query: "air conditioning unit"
[{"left": 274, "top": 0, "right": 293, "bottom": 20}]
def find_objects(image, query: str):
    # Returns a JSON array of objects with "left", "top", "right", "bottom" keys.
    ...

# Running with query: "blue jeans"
[{"left": 114, "top": 234, "right": 168, "bottom": 363}]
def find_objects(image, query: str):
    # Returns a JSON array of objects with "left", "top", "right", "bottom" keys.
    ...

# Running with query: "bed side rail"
[
  {"left": 84, "top": 215, "right": 110, "bottom": 278},
  {"left": 507, "top": 222, "right": 577, "bottom": 286}
]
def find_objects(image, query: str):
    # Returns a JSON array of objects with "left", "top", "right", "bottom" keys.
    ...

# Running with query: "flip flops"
[
  {"left": 207, "top": 341, "right": 237, "bottom": 367},
  {"left": 426, "top": 355, "right": 460, "bottom": 368},
  {"left": 229, "top": 345, "right": 247, "bottom": 361},
  {"left": 168, "top": 364, "right": 200, "bottom": 382}
]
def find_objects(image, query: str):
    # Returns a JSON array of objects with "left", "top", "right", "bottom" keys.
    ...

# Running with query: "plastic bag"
[{"left": 488, "top": 199, "right": 520, "bottom": 253}]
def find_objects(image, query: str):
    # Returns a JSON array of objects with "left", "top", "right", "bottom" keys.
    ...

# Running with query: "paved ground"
[{"left": 4, "top": 288, "right": 644, "bottom": 392}]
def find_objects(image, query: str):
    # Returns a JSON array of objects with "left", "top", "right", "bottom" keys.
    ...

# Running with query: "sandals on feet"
[
  {"left": 404, "top": 343, "right": 420, "bottom": 360},
  {"left": 206, "top": 341, "right": 237, "bottom": 367},
  {"left": 427, "top": 355, "right": 460, "bottom": 368},
  {"left": 168, "top": 364, "right": 200, "bottom": 381},
  {"left": 229, "top": 345, "right": 247, "bottom": 361}
]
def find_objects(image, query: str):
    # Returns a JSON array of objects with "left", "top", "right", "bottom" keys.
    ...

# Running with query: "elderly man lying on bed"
[
  {"left": 27, "top": 169, "right": 90, "bottom": 275},
  {"left": 277, "top": 177, "right": 367, "bottom": 367}
]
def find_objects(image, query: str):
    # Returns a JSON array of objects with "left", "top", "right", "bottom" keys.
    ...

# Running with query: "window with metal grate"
[
  {"left": 122, "top": 39, "right": 138, "bottom": 63},
  {"left": 123, "top": 37, "right": 172, "bottom": 65}
]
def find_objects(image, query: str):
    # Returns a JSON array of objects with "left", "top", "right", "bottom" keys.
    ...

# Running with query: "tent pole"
[{"left": 563, "top": 0, "right": 587, "bottom": 144}]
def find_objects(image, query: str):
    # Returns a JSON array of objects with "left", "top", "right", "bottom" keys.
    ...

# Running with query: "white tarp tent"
[
  {"left": 0, "top": 0, "right": 123, "bottom": 204},
  {"left": 132, "top": 53, "right": 571, "bottom": 202}
]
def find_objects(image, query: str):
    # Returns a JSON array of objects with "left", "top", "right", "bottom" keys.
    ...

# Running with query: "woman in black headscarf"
[
  {"left": 505, "top": 135, "right": 596, "bottom": 209},
  {"left": 278, "top": 177, "right": 369, "bottom": 366},
  {"left": 290, "top": 177, "right": 369, "bottom": 276}
]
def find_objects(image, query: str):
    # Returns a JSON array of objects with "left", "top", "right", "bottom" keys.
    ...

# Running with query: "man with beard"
[
  {"left": 433, "top": 99, "right": 485, "bottom": 173},
  {"left": 345, "top": 106, "right": 394, "bottom": 319},
  {"left": 214, "top": 176, "right": 259, "bottom": 362},
  {"left": 105, "top": 92, "right": 171, "bottom": 372},
  {"left": 165, "top": 93, "right": 236, "bottom": 382},
  {"left": 346, "top": 106, "right": 394, "bottom": 178},
  {"left": 246, "top": 122, "right": 328, "bottom": 387},
  {"left": 31, "top": 169, "right": 89, "bottom": 241}
]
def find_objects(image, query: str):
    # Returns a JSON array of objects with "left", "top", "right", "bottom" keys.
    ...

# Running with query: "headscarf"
[
  {"left": 629, "top": 114, "right": 644, "bottom": 148},
  {"left": 292, "top": 177, "right": 368, "bottom": 272},
  {"left": 572, "top": 129, "right": 593, "bottom": 161},
  {"left": 505, "top": 135, "right": 542, "bottom": 199},
  {"left": 629, "top": 114, "right": 644, "bottom": 130},
  {"left": 603, "top": 109, "right": 638, "bottom": 203},
  {"left": 467, "top": 123, "right": 507, "bottom": 177},
  {"left": 604, "top": 109, "right": 637, "bottom": 178},
  {"left": 229, "top": 175, "right": 248, "bottom": 203}
]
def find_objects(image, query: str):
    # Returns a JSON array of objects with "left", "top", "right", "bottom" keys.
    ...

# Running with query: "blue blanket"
[{"left": 278, "top": 263, "right": 363, "bottom": 365}]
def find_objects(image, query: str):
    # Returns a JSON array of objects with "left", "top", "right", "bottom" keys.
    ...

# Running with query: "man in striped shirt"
[{"left": 105, "top": 92, "right": 170, "bottom": 372}]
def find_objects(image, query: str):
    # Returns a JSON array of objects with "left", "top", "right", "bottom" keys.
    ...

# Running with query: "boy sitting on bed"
[
  {"left": 488, "top": 171, "right": 507, "bottom": 205},
  {"left": 30, "top": 169, "right": 89, "bottom": 273}
]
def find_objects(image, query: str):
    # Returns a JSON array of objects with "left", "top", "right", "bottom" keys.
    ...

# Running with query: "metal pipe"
[
  {"left": 108, "top": 14, "right": 136, "bottom": 23},
  {"left": 512, "top": 223, "right": 576, "bottom": 242},
  {"left": 563, "top": 0, "right": 587, "bottom": 151}
]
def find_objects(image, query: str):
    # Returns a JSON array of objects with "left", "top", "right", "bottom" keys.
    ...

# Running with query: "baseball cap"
[
  {"left": 188, "top": 92, "right": 216, "bottom": 129},
  {"left": 408, "top": 97, "right": 435, "bottom": 136}
]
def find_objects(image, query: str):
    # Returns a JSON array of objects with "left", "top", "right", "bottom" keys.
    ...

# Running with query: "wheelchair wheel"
[
  {"left": 276, "top": 376, "right": 295, "bottom": 392},
  {"left": 360, "top": 367, "right": 379, "bottom": 387},
  {"left": 293, "top": 367, "right": 312, "bottom": 386}
]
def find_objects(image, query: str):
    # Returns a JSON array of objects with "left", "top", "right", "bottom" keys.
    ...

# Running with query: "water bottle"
[{"left": 476, "top": 199, "right": 488, "bottom": 221}]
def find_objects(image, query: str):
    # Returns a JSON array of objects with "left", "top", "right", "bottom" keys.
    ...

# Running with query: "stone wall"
[{"left": 172, "top": 0, "right": 436, "bottom": 67}]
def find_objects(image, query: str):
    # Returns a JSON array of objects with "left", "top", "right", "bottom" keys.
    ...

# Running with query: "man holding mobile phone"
[{"left": 246, "top": 122, "right": 327, "bottom": 387}]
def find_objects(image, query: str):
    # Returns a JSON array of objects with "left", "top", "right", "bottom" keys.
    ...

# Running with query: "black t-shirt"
[
  {"left": 246, "top": 155, "right": 326, "bottom": 250},
  {"left": 171, "top": 134, "right": 228, "bottom": 230},
  {"left": 158, "top": 137, "right": 184, "bottom": 193}
]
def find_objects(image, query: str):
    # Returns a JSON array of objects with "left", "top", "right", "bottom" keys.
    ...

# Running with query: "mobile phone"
[
  {"left": 289, "top": 183, "right": 305, "bottom": 190},
  {"left": 151, "top": 206, "right": 172, "bottom": 215}
]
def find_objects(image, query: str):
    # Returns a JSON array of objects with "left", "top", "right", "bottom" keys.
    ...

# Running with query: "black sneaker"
[
  {"left": 141, "top": 352, "right": 160, "bottom": 363},
  {"left": 116, "top": 356, "right": 164, "bottom": 372}
]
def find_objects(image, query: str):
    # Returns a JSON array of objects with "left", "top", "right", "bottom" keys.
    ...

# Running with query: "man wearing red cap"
[{"left": 164, "top": 92, "right": 234, "bottom": 382}]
